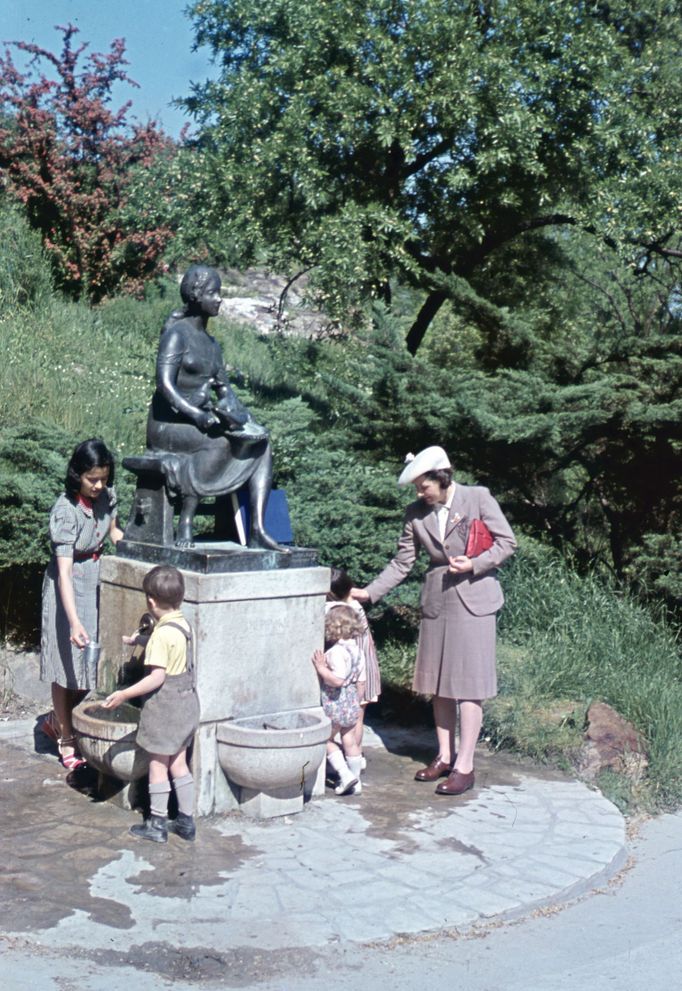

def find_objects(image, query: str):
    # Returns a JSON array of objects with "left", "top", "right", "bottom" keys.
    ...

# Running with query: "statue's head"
[{"left": 180, "top": 265, "right": 221, "bottom": 306}]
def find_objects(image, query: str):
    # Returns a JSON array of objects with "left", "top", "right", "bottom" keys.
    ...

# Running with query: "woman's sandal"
[{"left": 58, "top": 736, "right": 87, "bottom": 771}]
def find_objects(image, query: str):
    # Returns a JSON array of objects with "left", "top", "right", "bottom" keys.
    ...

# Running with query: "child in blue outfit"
[{"left": 102, "top": 565, "right": 200, "bottom": 843}]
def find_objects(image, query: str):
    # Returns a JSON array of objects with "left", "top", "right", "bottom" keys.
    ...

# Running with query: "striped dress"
[{"left": 40, "top": 488, "right": 117, "bottom": 690}]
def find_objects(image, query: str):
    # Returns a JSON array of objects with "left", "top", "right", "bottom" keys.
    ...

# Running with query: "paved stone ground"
[{"left": 0, "top": 713, "right": 626, "bottom": 986}]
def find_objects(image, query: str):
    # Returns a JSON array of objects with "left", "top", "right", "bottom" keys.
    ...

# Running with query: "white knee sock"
[
  {"left": 347, "top": 755, "right": 363, "bottom": 794},
  {"left": 327, "top": 750, "right": 357, "bottom": 795}
]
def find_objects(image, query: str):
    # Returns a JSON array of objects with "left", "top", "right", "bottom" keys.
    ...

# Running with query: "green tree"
[
  {"left": 119, "top": 143, "right": 241, "bottom": 269},
  {"left": 384, "top": 236, "right": 682, "bottom": 592},
  {"left": 185, "top": 0, "right": 681, "bottom": 349},
  {"left": 0, "top": 25, "right": 175, "bottom": 301},
  {"left": 215, "top": 245, "right": 681, "bottom": 597}
]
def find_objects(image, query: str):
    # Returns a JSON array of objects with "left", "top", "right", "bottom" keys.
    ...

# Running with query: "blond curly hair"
[{"left": 325, "top": 604, "right": 363, "bottom": 644}]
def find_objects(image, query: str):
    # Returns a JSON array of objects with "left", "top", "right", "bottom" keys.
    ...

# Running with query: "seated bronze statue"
[{"left": 145, "top": 264, "right": 283, "bottom": 550}]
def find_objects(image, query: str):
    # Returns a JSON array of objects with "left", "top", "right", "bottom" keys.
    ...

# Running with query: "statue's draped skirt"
[{"left": 147, "top": 394, "right": 269, "bottom": 499}]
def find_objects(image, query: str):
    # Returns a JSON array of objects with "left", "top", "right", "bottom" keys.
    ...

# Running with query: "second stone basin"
[{"left": 217, "top": 708, "right": 330, "bottom": 796}]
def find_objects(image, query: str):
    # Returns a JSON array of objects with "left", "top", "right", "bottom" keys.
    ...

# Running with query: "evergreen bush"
[{"left": 0, "top": 423, "right": 80, "bottom": 570}]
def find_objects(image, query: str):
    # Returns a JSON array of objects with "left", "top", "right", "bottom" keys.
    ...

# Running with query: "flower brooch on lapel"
[{"left": 449, "top": 513, "right": 469, "bottom": 537}]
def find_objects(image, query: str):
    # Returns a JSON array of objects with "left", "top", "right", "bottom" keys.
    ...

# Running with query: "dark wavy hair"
[
  {"left": 423, "top": 468, "right": 453, "bottom": 490},
  {"left": 327, "top": 567, "right": 353, "bottom": 602},
  {"left": 65, "top": 438, "right": 115, "bottom": 498}
]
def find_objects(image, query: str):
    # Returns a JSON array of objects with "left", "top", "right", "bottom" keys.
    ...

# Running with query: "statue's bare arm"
[{"left": 156, "top": 328, "right": 219, "bottom": 429}]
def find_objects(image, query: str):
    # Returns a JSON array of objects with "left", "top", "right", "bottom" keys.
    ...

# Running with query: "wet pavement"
[{"left": 0, "top": 713, "right": 626, "bottom": 985}]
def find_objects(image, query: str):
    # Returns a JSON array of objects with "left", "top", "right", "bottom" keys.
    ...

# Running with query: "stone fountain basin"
[
  {"left": 72, "top": 697, "right": 150, "bottom": 782},
  {"left": 217, "top": 709, "right": 330, "bottom": 792}
]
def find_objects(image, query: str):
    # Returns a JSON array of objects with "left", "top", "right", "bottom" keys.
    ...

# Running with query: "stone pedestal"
[{"left": 98, "top": 552, "right": 330, "bottom": 816}]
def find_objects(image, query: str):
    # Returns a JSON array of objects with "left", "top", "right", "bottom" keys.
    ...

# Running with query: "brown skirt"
[
  {"left": 413, "top": 592, "right": 498, "bottom": 700},
  {"left": 136, "top": 669, "right": 200, "bottom": 756}
]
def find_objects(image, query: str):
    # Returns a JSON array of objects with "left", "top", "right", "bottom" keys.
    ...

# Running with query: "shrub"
[
  {"left": 0, "top": 200, "right": 53, "bottom": 314},
  {"left": 0, "top": 422, "right": 80, "bottom": 570}
]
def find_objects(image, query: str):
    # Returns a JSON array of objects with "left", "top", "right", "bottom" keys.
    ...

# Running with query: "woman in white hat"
[{"left": 353, "top": 447, "right": 516, "bottom": 795}]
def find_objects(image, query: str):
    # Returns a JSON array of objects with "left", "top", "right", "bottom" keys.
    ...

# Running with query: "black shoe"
[
  {"left": 167, "top": 812, "right": 196, "bottom": 842},
  {"left": 130, "top": 815, "right": 168, "bottom": 843}
]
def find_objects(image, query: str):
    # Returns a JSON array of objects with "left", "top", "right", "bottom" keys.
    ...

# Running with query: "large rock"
[
  {"left": 218, "top": 267, "right": 334, "bottom": 337},
  {"left": 577, "top": 701, "right": 648, "bottom": 783}
]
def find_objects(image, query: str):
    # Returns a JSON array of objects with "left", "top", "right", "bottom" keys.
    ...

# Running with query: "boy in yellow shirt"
[{"left": 103, "top": 565, "right": 200, "bottom": 843}]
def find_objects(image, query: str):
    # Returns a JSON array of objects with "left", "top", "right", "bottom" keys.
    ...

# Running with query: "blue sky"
[{"left": 1, "top": 0, "right": 217, "bottom": 136}]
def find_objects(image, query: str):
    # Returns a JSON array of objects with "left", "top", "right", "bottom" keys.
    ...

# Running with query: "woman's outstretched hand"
[{"left": 350, "top": 587, "right": 370, "bottom": 602}]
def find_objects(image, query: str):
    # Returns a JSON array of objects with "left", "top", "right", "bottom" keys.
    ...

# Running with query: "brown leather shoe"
[
  {"left": 414, "top": 757, "right": 454, "bottom": 782},
  {"left": 435, "top": 769, "right": 475, "bottom": 795}
]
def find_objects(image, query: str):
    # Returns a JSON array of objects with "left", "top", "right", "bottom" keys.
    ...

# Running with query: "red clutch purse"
[{"left": 465, "top": 519, "right": 494, "bottom": 557}]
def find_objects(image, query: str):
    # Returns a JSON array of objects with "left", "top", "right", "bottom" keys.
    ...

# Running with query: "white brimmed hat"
[{"left": 398, "top": 446, "right": 452, "bottom": 485}]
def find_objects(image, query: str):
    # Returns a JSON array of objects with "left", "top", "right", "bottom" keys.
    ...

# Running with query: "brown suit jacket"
[{"left": 366, "top": 485, "right": 516, "bottom": 618}]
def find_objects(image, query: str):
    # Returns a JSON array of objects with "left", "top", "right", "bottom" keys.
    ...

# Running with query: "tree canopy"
[
  {"left": 185, "top": 0, "right": 681, "bottom": 349},
  {"left": 0, "top": 24, "right": 174, "bottom": 301}
]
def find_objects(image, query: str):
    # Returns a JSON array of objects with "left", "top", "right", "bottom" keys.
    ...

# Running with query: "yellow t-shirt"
[{"left": 144, "top": 611, "right": 190, "bottom": 676}]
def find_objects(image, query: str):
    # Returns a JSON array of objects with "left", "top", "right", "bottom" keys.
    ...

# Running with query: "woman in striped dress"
[{"left": 41, "top": 439, "right": 123, "bottom": 769}]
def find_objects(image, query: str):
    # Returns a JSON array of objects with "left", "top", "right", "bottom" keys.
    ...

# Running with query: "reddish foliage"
[{"left": 0, "top": 24, "right": 175, "bottom": 301}]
